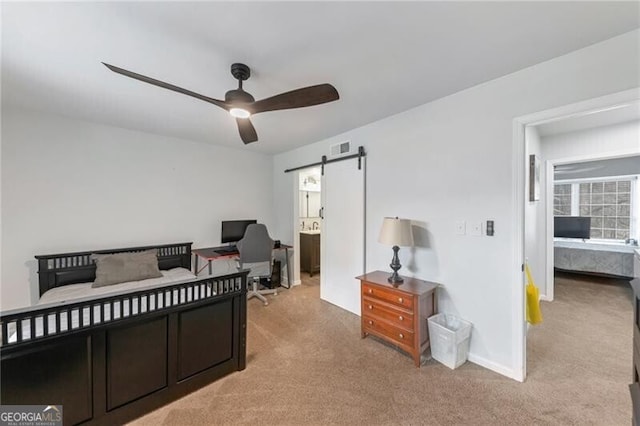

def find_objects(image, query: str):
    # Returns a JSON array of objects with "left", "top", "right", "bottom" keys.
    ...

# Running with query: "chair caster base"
[{"left": 246, "top": 278, "right": 278, "bottom": 306}]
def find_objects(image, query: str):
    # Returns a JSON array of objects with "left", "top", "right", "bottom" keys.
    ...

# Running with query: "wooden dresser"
[{"left": 357, "top": 271, "right": 438, "bottom": 367}]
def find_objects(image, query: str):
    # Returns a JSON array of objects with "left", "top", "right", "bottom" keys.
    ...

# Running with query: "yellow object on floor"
[{"left": 525, "top": 263, "right": 543, "bottom": 324}]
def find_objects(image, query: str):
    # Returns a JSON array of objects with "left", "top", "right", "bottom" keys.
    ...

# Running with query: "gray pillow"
[{"left": 91, "top": 249, "right": 162, "bottom": 288}]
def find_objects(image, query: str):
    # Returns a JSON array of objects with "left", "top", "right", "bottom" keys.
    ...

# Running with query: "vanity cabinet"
[{"left": 300, "top": 233, "right": 320, "bottom": 277}]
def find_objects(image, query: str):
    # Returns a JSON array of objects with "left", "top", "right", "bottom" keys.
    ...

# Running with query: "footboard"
[{"left": 0, "top": 271, "right": 248, "bottom": 426}]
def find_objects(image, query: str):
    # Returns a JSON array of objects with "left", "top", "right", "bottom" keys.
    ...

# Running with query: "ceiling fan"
[{"left": 102, "top": 62, "right": 339, "bottom": 144}]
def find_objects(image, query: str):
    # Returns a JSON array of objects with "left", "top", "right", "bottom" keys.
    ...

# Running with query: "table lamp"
[{"left": 378, "top": 217, "right": 414, "bottom": 284}]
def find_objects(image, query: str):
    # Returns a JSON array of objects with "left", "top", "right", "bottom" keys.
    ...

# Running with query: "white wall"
[
  {"left": 524, "top": 126, "right": 548, "bottom": 298},
  {"left": 542, "top": 120, "right": 640, "bottom": 162},
  {"left": 1, "top": 108, "right": 273, "bottom": 309},
  {"left": 272, "top": 30, "right": 640, "bottom": 379}
]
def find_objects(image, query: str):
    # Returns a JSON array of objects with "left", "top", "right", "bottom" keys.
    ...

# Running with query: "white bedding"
[
  {"left": 39, "top": 267, "right": 196, "bottom": 305},
  {"left": 7, "top": 268, "right": 198, "bottom": 343}
]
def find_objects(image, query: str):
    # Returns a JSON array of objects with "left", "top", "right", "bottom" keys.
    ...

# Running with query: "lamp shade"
[{"left": 378, "top": 217, "right": 414, "bottom": 247}]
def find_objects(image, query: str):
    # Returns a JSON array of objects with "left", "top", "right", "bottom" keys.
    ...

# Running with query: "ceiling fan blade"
[
  {"left": 250, "top": 84, "right": 339, "bottom": 114},
  {"left": 103, "top": 63, "right": 228, "bottom": 110},
  {"left": 236, "top": 118, "right": 258, "bottom": 144}
]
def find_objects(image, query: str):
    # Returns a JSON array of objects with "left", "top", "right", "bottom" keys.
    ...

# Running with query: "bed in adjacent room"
[
  {"left": 0, "top": 242, "right": 248, "bottom": 426},
  {"left": 554, "top": 239, "right": 636, "bottom": 278}
]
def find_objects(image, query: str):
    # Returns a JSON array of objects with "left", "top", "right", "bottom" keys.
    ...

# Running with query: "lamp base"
[
  {"left": 388, "top": 245, "right": 404, "bottom": 284},
  {"left": 387, "top": 272, "right": 404, "bottom": 284}
]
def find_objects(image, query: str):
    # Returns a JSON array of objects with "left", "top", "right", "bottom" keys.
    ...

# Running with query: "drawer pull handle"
[
  {"left": 368, "top": 289, "right": 373, "bottom": 294},
  {"left": 399, "top": 333, "right": 404, "bottom": 339},
  {"left": 398, "top": 297, "right": 404, "bottom": 303},
  {"left": 398, "top": 315, "right": 404, "bottom": 321},
  {"left": 368, "top": 320, "right": 373, "bottom": 325},
  {"left": 368, "top": 305, "right": 373, "bottom": 310}
]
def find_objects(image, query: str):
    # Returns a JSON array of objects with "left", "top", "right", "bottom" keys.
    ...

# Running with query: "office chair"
[{"left": 237, "top": 223, "right": 278, "bottom": 305}]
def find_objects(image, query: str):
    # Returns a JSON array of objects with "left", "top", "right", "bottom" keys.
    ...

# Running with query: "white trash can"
[{"left": 427, "top": 313, "right": 472, "bottom": 369}]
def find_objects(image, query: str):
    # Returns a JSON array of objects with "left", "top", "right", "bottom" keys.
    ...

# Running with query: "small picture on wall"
[{"left": 529, "top": 154, "right": 540, "bottom": 201}]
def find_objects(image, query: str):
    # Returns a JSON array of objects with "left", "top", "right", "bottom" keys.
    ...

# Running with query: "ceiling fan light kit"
[
  {"left": 103, "top": 61, "right": 339, "bottom": 145},
  {"left": 229, "top": 108, "right": 251, "bottom": 118}
]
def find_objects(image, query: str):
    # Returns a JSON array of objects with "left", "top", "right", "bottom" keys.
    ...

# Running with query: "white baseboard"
[{"left": 467, "top": 353, "right": 523, "bottom": 382}]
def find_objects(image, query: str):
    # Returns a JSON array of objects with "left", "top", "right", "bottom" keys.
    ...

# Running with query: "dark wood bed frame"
[{"left": 0, "top": 242, "right": 248, "bottom": 425}]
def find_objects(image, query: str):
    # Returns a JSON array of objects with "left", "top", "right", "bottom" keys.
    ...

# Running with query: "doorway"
[
  {"left": 515, "top": 88, "right": 640, "bottom": 381},
  {"left": 543, "top": 155, "right": 640, "bottom": 300},
  {"left": 298, "top": 167, "right": 322, "bottom": 285}
]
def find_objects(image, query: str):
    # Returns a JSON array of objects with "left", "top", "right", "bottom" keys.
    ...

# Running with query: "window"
[
  {"left": 553, "top": 184, "right": 572, "bottom": 216},
  {"left": 554, "top": 177, "right": 637, "bottom": 241}
]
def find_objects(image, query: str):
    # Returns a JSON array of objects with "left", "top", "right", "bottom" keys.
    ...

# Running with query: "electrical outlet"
[
  {"left": 470, "top": 222, "right": 482, "bottom": 236},
  {"left": 455, "top": 221, "right": 466, "bottom": 235}
]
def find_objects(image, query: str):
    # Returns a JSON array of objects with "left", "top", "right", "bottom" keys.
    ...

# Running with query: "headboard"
[{"left": 35, "top": 242, "right": 193, "bottom": 297}]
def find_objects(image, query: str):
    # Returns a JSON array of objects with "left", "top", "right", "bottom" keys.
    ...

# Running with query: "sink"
[{"left": 301, "top": 230, "right": 321, "bottom": 235}]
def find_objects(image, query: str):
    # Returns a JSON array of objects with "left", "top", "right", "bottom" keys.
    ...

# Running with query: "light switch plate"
[
  {"left": 470, "top": 222, "right": 482, "bottom": 236},
  {"left": 486, "top": 220, "right": 495, "bottom": 236},
  {"left": 455, "top": 221, "right": 466, "bottom": 235}
]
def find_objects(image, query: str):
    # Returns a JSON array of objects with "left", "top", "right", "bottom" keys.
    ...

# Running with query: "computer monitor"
[
  {"left": 554, "top": 216, "right": 591, "bottom": 239},
  {"left": 221, "top": 220, "right": 257, "bottom": 244}
]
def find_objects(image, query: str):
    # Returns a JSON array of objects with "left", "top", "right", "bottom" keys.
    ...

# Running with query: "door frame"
[
  {"left": 512, "top": 87, "right": 640, "bottom": 382},
  {"left": 292, "top": 170, "right": 301, "bottom": 287}
]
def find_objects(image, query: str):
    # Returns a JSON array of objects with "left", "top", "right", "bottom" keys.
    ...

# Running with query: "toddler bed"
[{"left": 0, "top": 242, "right": 248, "bottom": 426}]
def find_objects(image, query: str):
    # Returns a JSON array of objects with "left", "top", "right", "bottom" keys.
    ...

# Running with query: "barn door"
[{"left": 320, "top": 157, "right": 365, "bottom": 315}]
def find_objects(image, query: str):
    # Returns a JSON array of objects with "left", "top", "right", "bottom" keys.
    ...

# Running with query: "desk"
[{"left": 193, "top": 244, "right": 292, "bottom": 288}]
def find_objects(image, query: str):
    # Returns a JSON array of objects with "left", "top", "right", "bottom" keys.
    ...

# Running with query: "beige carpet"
[{"left": 131, "top": 272, "right": 633, "bottom": 425}]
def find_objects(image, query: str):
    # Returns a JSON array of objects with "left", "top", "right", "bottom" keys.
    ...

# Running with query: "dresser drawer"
[
  {"left": 362, "top": 283, "right": 414, "bottom": 310},
  {"left": 362, "top": 296, "right": 413, "bottom": 330},
  {"left": 362, "top": 314, "right": 415, "bottom": 349}
]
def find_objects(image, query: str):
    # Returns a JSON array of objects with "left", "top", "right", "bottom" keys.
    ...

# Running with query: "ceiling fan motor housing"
[
  {"left": 227, "top": 63, "right": 254, "bottom": 105},
  {"left": 231, "top": 63, "right": 250, "bottom": 81},
  {"left": 225, "top": 89, "right": 255, "bottom": 104}
]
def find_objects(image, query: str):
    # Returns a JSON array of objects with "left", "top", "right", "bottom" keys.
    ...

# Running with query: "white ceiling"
[{"left": 2, "top": 2, "right": 639, "bottom": 154}]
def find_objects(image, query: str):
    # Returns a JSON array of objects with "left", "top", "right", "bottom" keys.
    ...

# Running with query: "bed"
[
  {"left": 0, "top": 242, "right": 248, "bottom": 425},
  {"left": 554, "top": 239, "right": 636, "bottom": 278}
]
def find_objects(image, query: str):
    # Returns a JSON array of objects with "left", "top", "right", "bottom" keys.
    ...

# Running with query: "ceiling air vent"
[{"left": 329, "top": 141, "right": 351, "bottom": 158}]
